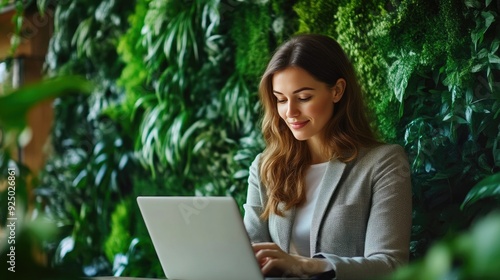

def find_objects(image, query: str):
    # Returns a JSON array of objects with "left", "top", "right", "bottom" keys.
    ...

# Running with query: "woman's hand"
[{"left": 252, "top": 242, "right": 330, "bottom": 277}]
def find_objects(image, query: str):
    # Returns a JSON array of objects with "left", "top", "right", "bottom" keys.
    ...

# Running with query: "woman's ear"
[{"left": 331, "top": 78, "right": 346, "bottom": 103}]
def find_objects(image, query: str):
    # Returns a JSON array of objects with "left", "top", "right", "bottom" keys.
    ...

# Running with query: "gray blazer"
[{"left": 243, "top": 144, "right": 412, "bottom": 280}]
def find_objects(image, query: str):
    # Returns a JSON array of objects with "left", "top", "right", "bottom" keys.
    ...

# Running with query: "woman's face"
[{"left": 272, "top": 67, "right": 344, "bottom": 144}]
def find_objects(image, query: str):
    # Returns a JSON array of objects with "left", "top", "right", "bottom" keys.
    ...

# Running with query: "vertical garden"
[{"left": 0, "top": 0, "right": 499, "bottom": 279}]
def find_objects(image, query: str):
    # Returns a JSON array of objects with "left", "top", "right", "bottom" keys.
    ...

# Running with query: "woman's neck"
[{"left": 307, "top": 138, "right": 330, "bottom": 164}]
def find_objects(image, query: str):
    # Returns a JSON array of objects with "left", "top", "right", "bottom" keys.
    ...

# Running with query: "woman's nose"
[{"left": 286, "top": 101, "right": 299, "bottom": 118}]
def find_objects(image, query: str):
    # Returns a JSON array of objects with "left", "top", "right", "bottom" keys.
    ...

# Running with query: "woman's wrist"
[{"left": 295, "top": 256, "right": 332, "bottom": 276}]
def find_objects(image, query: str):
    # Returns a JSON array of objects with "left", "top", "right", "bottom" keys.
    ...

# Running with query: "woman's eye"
[
  {"left": 277, "top": 99, "right": 287, "bottom": 104},
  {"left": 299, "top": 96, "right": 312, "bottom": 102}
]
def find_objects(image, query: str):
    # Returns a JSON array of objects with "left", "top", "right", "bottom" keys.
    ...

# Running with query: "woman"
[{"left": 243, "top": 34, "right": 412, "bottom": 280}]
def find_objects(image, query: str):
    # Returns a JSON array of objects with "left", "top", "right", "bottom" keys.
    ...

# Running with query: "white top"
[{"left": 290, "top": 161, "right": 329, "bottom": 257}]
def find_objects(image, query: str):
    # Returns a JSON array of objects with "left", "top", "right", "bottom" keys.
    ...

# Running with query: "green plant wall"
[
  {"left": 33, "top": 0, "right": 138, "bottom": 276},
  {"left": 388, "top": 0, "right": 500, "bottom": 258},
  {"left": 1, "top": 0, "right": 494, "bottom": 278},
  {"left": 335, "top": 0, "right": 399, "bottom": 141}
]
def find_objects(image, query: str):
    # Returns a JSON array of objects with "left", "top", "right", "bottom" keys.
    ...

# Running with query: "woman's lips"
[{"left": 289, "top": 120, "right": 309, "bottom": 129}]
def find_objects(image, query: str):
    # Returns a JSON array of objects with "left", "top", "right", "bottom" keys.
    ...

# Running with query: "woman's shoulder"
[
  {"left": 249, "top": 153, "right": 265, "bottom": 174},
  {"left": 357, "top": 143, "right": 407, "bottom": 162},
  {"left": 250, "top": 153, "right": 263, "bottom": 166},
  {"left": 366, "top": 143, "right": 405, "bottom": 153}
]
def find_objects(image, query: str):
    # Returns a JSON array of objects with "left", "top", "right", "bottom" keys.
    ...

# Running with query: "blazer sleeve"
[
  {"left": 314, "top": 145, "right": 412, "bottom": 280},
  {"left": 243, "top": 154, "right": 272, "bottom": 243}
]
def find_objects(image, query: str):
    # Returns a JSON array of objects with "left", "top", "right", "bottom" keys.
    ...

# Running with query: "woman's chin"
[{"left": 292, "top": 134, "right": 309, "bottom": 141}]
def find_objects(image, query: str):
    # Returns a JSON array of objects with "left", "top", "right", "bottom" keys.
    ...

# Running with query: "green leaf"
[
  {"left": 118, "top": 155, "right": 129, "bottom": 170},
  {"left": 72, "top": 169, "right": 88, "bottom": 188},
  {"left": 469, "top": 212, "right": 500, "bottom": 276},
  {"left": 471, "top": 63, "right": 486, "bottom": 73},
  {"left": 95, "top": 163, "right": 108, "bottom": 187},
  {"left": 233, "top": 170, "right": 249, "bottom": 179},
  {"left": 465, "top": 106, "right": 473, "bottom": 123},
  {"left": 72, "top": 18, "right": 92, "bottom": 57},
  {"left": 461, "top": 173, "right": 500, "bottom": 210},
  {"left": 481, "top": 11, "right": 495, "bottom": 31},
  {"left": 0, "top": 75, "right": 92, "bottom": 130},
  {"left": 471, "top": 31, "right": 482, "bottom": 50},
  {"left": 488, "top": 53, "right": 500, "bottom": 64},
  {"left": 477, "top": 48, "right": 489, "bottom": 59},
  {"left": 465, "top": 0, "right": 481, "bottom": 8},
  {"left": 491, "top": 39, "right": 500, "bottom": 53},
  {"left": 37, "top": 0, "right": 49, "bottom": 15},
  {"left": 422, "top": 243, "right": 453, "bottom": 279},
  {"left": 55, "top": 236, "right": 75, "bottom": 263},
  {"left": 180, "top": 120, "right": 206, "bottom": 149},
  {"left": 391, "top": 59, "right": 412, "bottom": 103}
]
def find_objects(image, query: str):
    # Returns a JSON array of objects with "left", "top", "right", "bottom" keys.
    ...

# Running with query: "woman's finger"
[
  {"left": 252, "top": 242, "right": 280, "bottom": 252},
  {"left": 255, "top": 248, "right": 285, "bottom": 260}
]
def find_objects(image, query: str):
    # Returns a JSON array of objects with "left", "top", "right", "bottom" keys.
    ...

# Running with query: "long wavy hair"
[{"left": 259, "top": 34, "right": 379, "bottom": 219}]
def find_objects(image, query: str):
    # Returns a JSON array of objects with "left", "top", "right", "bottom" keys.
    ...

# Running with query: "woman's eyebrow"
[{"left": 273, "top": 87, "right": 315, "bottom": 95}]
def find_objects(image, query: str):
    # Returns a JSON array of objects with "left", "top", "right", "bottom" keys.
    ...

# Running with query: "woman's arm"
[
  {"left": 243, "top": 154, "right": 272, "bottom": 243},
  {"left": 315, "top": 145, "right": 412, "bottom": 280}
]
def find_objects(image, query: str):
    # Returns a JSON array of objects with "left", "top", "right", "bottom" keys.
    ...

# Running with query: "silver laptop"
[{"left": 137, "top": 196, "right": 266, "bottom": 280}]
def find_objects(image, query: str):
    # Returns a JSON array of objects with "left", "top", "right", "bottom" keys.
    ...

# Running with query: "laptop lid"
[{"left": 137, "top": 196, "right": 264, "bottom": 280}]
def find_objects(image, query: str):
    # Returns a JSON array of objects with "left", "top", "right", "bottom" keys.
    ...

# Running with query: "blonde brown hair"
[{"left": 259, "top": 34, "right": 379, "bottom": 219}]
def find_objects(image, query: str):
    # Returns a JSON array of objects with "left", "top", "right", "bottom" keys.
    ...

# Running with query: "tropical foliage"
[{"left": 0, "top": 0, "right": 499, "bottom": 279}]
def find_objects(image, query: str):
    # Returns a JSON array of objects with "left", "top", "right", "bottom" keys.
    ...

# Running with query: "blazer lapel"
[{"left": 310, "top": 159, "right": 346, "bottom": 255}]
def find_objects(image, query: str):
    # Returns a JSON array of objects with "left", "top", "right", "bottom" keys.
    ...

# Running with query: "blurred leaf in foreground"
[
  {"left": 0, "top": 75, "right": 93, "bottom": 131},
  {"left": 0, "top": 75, "right": 93, "bottom": 148},
  {"left": 386, "top": 211, "right": 500, "bottom": 279}
]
